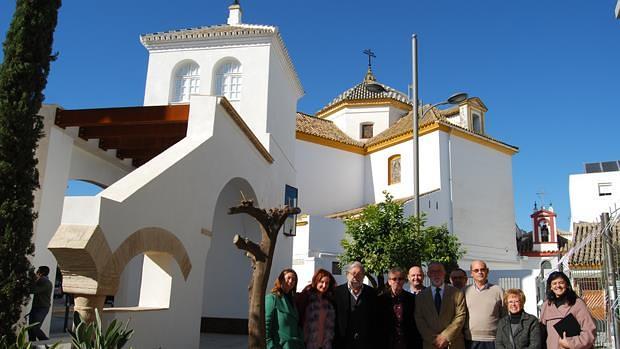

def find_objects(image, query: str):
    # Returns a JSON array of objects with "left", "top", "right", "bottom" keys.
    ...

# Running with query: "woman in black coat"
[{"left": 495, "top": 288, "right": 541, "bottom": 349}]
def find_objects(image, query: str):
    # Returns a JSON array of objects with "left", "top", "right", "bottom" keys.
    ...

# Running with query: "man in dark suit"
[
  {"left": 414, "top": 262, "right": 466, "bottom": 349},
  {"left": 378, "top": 267, "right": 422, "bottom": 349},
  {"left": 334, "top": 261, "right": 378, "bottom": 349}
]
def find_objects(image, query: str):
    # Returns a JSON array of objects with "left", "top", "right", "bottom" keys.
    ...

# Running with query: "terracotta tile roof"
[
  {"left": 569, "top": 222, "right": 620, "bottom": 269},
  {"left": 316, "top": 79, "right": 410, "bottom": 115},
  {"left": 296, "top": 113, "right": 364, "bottom": 147},
  {"left": 364, "top": 106, "right": 518, "bottom": 152},
  {"left": 325, "top": 189, "right": 440, "bottom": 219},
  {"left": 365, "top": 106, "right": 440, "bottom": 147}
]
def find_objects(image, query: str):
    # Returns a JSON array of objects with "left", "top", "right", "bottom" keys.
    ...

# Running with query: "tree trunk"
[
  {"left": 377, "top": 273, "right": 385, "bottom": 289},
  {"left": 230, "top": 200, "right": 300, "bottom": 349}
]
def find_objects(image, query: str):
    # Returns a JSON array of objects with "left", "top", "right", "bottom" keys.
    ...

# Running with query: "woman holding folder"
[{"left": 539, "top": 271, "right": 596, "bottom": 349}]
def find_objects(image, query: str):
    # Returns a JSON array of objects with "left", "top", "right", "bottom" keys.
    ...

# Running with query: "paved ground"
[
  {"left": 34, "top": 333, "right": 247, "bottom": 349},
  {"left": 49, "top": 299, "right": 247, "bottom": 348},
  {"left": 199, "top": 333, "right": 247, "bottom": 348}
]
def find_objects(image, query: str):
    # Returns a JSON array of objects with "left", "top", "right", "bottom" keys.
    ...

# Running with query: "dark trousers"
[
  {"left": 466, "top": 340, "right": 496, "bottom": 349},
  {"left": 28, "top": 306, "right": 50, "bottom": 341}
]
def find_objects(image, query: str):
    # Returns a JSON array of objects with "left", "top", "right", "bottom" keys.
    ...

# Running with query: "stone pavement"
[
  {"left": 35, "top": 333, "right": 247, "bottom": 348},
  {"left": 200, "top": 333, "right": 247, "bottom": 348}
]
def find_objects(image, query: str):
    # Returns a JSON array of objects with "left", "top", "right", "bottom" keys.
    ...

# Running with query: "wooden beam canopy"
[{"left": 55, "top": 104, "right": 190, "bottom": 167}]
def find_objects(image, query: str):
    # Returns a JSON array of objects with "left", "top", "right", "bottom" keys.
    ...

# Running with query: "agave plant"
[
  {"left": 69, "top": 310, "right": 133, "bottom": 349},
  {"left": 0, "top": 324, "right": 59, "bottom": 349}
]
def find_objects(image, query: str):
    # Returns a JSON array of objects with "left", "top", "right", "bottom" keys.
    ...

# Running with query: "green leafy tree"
[
  {"left": 0, "top": 0, "right": 61, "bottom": 340},
  {"left": 340, "top": 191, "right": 465, "bottom": 287}
]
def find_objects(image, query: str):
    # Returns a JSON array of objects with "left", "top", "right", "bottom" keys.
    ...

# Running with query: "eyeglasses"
[
  {"left": 389, "top": 277, "right": 405, "bottom": 281},
  {"left": 471, "top": 268, "right": 488, "bottom": 273}
]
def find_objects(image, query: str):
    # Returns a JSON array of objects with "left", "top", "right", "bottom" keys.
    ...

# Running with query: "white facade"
[
  {"left": 324, "top": 104, "right": 409, "bottom": 142},
  {"left": 27, "top": 3, "right": 527, "bottom": 348},
  {"left": 569, "top": 170, "right": 620, "bottom": 228}
]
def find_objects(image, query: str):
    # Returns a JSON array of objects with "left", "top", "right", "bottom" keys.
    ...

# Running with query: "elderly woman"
[
  {"left": 296, "top": 269, "right": 337, "bottom": 349},
  {"left": 495, "top": 288, "right": 540, "bottom": 349},
  {"left": 265, "top": 268, "right": 304, "bottom": 349},
  {"left": 539, "top": 271, "right": 596, "bottom": 349}
]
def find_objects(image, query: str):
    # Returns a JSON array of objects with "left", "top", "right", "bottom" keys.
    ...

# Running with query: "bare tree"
[{"left": 230, "top": 199, "right": 300, "bottom": 349}]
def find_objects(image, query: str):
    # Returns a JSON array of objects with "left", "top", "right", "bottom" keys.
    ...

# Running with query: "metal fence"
[{"left": 553, "top": 210, "right": 620, "bottom": 349}]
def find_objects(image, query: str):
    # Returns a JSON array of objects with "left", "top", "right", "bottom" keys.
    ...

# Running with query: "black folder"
[{"left": 553, "top": 313, "right": 581, "bottom": 337}]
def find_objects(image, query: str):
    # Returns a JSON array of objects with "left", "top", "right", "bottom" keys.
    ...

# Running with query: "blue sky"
[{"left": 1, "top": 0, "right": 619, "bottom": 231}]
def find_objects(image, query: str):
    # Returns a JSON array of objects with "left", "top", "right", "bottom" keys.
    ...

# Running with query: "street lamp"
[{"left": 365, "top": 35, "right": 467, "bottom": 221}]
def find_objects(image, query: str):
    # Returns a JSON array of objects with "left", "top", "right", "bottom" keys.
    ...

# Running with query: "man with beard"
[{"left": 334, "top": 261, "right": 378, "bottom": 349}]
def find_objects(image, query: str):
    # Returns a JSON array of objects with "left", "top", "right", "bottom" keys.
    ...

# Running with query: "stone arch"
[
  {"left": 202, "top": 176, "right": 260, "bottom": 328},
  {"left": 110, "top": 227, "right": 192, "bottom": 281}
]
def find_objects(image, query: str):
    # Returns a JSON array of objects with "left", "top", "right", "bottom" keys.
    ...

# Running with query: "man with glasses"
[
  {"left": 415, "top": 262, "right": 466, "bottom": 349},
  {"left": 463, "top": 260, "right": 505, "bottom": 349},
  {"left": 334, "top": 261, "right": 378, "bottom": 349},
  {"left": 379, "top": 267, "right": 422, "bottom": 348}
]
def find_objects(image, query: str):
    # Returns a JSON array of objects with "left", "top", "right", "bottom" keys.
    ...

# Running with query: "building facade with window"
[
  {"left": 293, "top": 68, "right": 522, "bottom": 288},
  {"left": 569, "top": 162, "right": 620, "bottom": 229},
  {"left": 29, "top": 2, "right": 529, "bottom": 347}
]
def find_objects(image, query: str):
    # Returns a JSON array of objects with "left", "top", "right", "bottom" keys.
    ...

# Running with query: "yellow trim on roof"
[
  {"left": 296, "top": 121, "right": 518, "bottom": 156},
  {"left": 447, "top": 127, "right": 518, "bottom": 156},
  {"left": 296, "top": 131, "right": 366, "bottom": 155},
  {"left": 317, "top": 99, "right": 412, "bottom": 119}
]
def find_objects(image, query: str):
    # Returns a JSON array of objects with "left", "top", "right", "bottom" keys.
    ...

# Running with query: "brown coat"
[
  {"left": 539, "top": 298, "right": 596, "bottom": 349},
  {"left": 414, "top": 284, "right": 466, "bottom": 349}
]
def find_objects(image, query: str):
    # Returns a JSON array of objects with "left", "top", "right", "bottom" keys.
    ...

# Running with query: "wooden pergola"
[{"left": 55, "top": 104, "right": 190, "bottom": 167}]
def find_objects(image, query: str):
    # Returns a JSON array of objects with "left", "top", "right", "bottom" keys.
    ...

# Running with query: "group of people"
[{"left": 265, "top": 260, "right": 597, "bottom": 349}]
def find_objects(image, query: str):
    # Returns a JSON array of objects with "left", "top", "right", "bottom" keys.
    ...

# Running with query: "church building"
[{"left": 29, "top": 2, "right": 532, "bottom": 347}]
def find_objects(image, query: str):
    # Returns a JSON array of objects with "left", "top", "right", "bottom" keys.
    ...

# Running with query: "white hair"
[{"left": 346, "top": 261, "right": 364, "bottom": 274}]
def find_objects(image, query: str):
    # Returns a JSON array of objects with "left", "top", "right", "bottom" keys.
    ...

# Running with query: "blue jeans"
[{"left": 28, "top": 306, "right": 50, "bottom": 341}]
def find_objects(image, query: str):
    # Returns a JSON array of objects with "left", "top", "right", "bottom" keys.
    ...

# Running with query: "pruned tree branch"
[{"left": 233, "top": 234, "right": 266, "bottom": 262}]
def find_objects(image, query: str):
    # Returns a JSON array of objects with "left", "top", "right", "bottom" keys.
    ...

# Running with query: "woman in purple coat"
[{"left": 539, "top": 271, "right": 596, "bottom": 349}]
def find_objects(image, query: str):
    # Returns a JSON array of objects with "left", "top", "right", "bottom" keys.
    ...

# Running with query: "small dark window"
[
  {"left": 361, "top": 124, "right": 373, "bottom": 139},
  {"left": 332, "top": 261, "right": 342, "bottom": 275},
  {"left": 599, "top": 183, "right": 612, "bottom": 196}
]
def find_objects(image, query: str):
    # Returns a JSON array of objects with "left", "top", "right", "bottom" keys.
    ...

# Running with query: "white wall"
[
  {"left": 295, "top": 140, "right": 365, "bottom": 216},
  {"left": 448, "top": 133, "right": 518, "bottom": 263},
  {"left": 31, "top": 106, "right": 131, "bottom": 334},
  {"left": 292, "top": 216, "right": 347, "bottom": 288},
  {"left": 366, "top": 131, "right": 443, "bottom": 204},
  {"left": 55, "top": 95, "right": 296, "bottom": 348},
  {"left": 324, "top": 104, "right": 408, "bottom": 142},
  {"left": 143, "top": 43, "right": 272, "bottom": 148},
  {"left": 569, "top": 171, "right": 620, "bottom": 228}
]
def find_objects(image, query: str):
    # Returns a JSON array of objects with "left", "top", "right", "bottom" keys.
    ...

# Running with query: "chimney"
[{"left": 227, "top": 2, "right": 242, "bottom": 25}]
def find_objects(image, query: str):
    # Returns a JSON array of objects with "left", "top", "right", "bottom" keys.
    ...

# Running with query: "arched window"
[
  {"left": 171, "top": 61, "right": 200, "bottom": 103},
  {"left": 388, "top": 155, "right": 401, "bottom": 185},
  {"left": 215, "top": 60, "right": 242, "bottom": 101}
]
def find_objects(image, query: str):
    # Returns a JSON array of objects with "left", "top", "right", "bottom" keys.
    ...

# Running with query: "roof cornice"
[
  {"left": 316, "top": 98, "right": 412, "bottom": 119},
  {"left": 140, "top": 24, "right": 303, "bottom": 97},
  {"left": 296, "top": 119, "right": 519, "bottom": 156}
]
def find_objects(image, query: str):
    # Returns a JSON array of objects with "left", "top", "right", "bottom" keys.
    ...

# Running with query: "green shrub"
[
  {"left": 69, "top": 310, "right": 133, "bottom": 349},
  {"left": 0, "top": 324, "right": 59, "bottom": 349}
]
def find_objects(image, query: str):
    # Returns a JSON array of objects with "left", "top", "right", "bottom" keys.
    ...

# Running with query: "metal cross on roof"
[
  {"left": 363, "top": 49, "right": 376, "bottom": 68},
  {"left": 232, "top": 0, "right": 240, "bottom": 5},
  {"left": 536, "top": 190, "right": 546, "bottom": 209}
]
